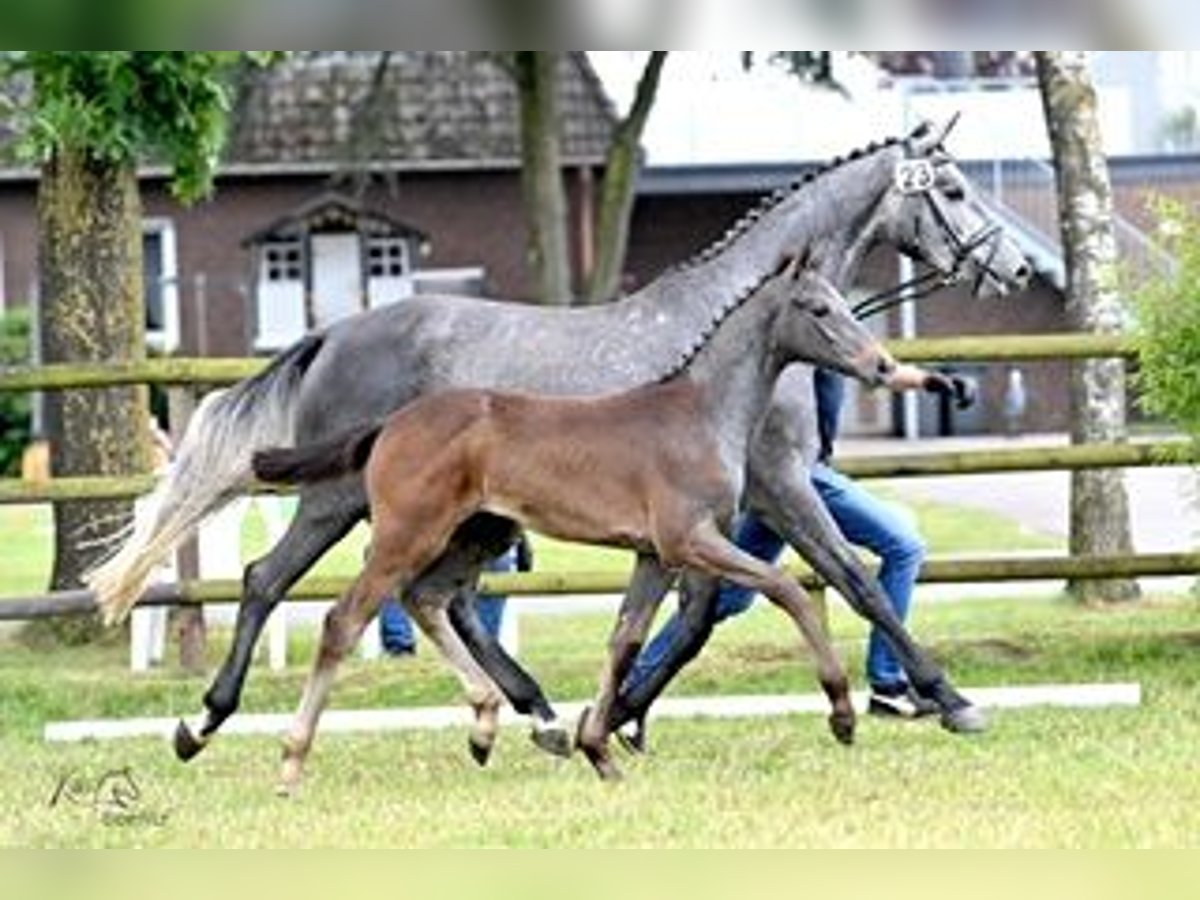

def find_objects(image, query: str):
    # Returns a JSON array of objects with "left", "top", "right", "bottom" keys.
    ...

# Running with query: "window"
[
  {"left": 367, "top": 237, "right": 410, "bottom": 278},
  {"left": 143, "top": 219, "right": 179, "bottom": 352},
  {"left": 262, "top": 241, "right": 304, "bottom": 282}
]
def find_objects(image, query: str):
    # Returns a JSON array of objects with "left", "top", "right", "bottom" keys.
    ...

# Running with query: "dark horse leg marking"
[{"left": 175, "top": 481, "right": 362, "bottom": 761}]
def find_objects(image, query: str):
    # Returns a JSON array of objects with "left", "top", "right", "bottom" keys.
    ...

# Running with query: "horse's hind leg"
[
  {"left": 576, "top": 554, "right": 676, "bottom": 781},
  {"left": 679, "top": 519, "right": 855, "bottom": 745},
  {"left": 746, "top": 470, "right": 985, "bottom": 733},
  {"left": 176, "top": 482, "right": 362, "bottom": 762}
]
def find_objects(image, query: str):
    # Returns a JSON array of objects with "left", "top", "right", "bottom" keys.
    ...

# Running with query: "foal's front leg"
[
  {"left": 576, "top": 554, "right": 677, "bottom": 780},
  {"left": 678, "top": 519, "right": 855, "bottom": 745}
]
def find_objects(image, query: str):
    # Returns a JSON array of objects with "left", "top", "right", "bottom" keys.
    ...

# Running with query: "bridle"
[{"left": 851, "top": 155, "right": 1004, "bottom": 322}]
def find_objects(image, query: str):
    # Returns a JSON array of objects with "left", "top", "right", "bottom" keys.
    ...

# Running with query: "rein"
[{"left": 852, "top": 179, "right": 1003, "bottom": 322}]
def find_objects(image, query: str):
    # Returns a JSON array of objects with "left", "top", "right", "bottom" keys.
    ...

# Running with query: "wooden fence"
[{"left": 1, "top": 332, "right": 1197, "bottom": 622}]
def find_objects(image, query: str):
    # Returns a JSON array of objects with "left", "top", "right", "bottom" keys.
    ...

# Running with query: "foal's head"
[{"left": 773, "top": 261, "right": 897, "bottom": 387}]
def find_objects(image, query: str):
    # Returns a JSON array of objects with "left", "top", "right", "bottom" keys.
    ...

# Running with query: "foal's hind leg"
[
  {"left": 278, "top": 508, "right": 463, "bottom": 794},
  {"left": 177, "top": 482, "right": 362, "bottom": 762},
  {"left": 414, "top": 516, "right": 572, "bottom": 759},
  {"left": 401, "top": 593, "right": 510, "bottom": 767},
  {"left": 678, "top": 519, "right": 855, "bottom": 745},
  {"left": 278, "top": 566, "right": 395, "bottom": 795}
]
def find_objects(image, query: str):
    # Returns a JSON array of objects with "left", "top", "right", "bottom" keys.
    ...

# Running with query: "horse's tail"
[
  {"left": 253, "top": 423, "right": 382, "bottom": 485},
  {"left": 86, "top": 333, "right": 326, "bottom": 625}
]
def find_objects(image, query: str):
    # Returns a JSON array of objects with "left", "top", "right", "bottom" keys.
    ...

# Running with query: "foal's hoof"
[
  {"left": 530, "top": 722, "right": 573, "bottom": 759},
  {"left": 468, "top": 735, "right": 494, "bottom": 767},
  {"left": 575, "top": 706, "right": 623, "bottom": 782},
  {"left": 828, "top": 711, "right": 856, "bottom": 746},
  {"left": 173, "top": 719, "right": 208, "bottom": 763},
  {"left": 940, "top": 704, "right": 989, "bottom": 735}
]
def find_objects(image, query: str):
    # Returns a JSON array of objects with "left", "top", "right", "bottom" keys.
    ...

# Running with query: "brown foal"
[{"left": 256, "top": 263, "right": 897, "bottom": 789}]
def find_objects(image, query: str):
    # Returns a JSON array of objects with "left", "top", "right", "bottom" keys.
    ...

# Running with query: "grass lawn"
[
  {"left": 5, "top": 482, "right": 1195, "bottom": 847},
  {"left": 0, "top": 592, "right": 1197, "bottom": 847}
]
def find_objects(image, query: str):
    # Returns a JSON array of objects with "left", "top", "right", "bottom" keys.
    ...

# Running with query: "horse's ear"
[{"left": 908, "top": 114, "right": 960, "bottom": 154}]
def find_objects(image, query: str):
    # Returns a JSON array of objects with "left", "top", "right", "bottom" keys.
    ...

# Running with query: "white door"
[{"left": 311, "top": 233, "right": 363, "bottom": 326}]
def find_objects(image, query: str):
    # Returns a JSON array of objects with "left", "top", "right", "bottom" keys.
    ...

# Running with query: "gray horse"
[{"left": 88, "top": 119, "right": 1030, "bottom": 760}]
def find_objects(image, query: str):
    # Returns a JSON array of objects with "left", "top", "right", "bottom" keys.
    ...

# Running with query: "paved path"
[{"left": 839, "top": 431, "right": 1199, "bottom": 598}]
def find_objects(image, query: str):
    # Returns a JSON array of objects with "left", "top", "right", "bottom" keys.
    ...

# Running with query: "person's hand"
[{"left": 923, "top": 371, "right": 978, "bottom": 410}]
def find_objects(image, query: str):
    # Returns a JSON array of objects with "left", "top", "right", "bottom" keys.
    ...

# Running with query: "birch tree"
[{"left": 1035, "top": 51, "right": 1140, "bottom": 603}]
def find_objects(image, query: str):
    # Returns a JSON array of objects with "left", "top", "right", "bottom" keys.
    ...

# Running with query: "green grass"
[
  {"left": 0, "top": 593, "right": 1198, "bottom": 847},
  {"left": 3, "top": 483, "right": 1185, "bottom": 847}
]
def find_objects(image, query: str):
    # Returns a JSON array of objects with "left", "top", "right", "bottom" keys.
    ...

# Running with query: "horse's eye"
[{"left": 942, "top": 184, "right": 966, "bottom": 201}]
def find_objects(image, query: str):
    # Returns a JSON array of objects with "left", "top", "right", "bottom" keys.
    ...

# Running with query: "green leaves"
[
  {"left": 1132, "top": 197, "right": 1200, "bottom": 452},
  {"left": 6, "top": 51, "right": 281, "bottom": 203}
]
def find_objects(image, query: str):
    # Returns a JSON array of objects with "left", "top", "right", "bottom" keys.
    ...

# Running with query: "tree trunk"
[
  {"left": 586, "top": 52, "right": 667, "bottom": 304},
  {"left": 1036, "top": 51, "right": 1140, "bottom": 604},
  {"left": 513, "top": 51, "right": 572, "bottom": 304},
  {"left": 38, "top": 144, "right": 152, "bottom": 641}
]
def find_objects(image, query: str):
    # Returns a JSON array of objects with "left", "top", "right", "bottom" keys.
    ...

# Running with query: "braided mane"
[
  {"left": 664, "top": 136, "right": 904, "bottom": 276},
  {"left": 648, "top": 136, "right": 904, "bottom": 384}
]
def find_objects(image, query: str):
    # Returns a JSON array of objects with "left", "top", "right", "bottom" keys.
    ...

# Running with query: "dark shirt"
[{"left": 814, "top": 368, "right": 844, "bottom": 464}]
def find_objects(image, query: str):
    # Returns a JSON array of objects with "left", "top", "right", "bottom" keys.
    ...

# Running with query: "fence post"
[{"left": 168, "top": 385, "right": 207, "bottom": 674}]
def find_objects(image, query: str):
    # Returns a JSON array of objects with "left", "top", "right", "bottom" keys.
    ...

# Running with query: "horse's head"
[
  {"left": 774, "top": 260, "right": 896, "bottom": 388},
  {"left": 876, "top": 116, "right": 1032, "bottom": 299}
]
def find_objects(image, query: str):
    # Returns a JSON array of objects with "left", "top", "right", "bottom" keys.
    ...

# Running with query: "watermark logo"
[{"left": 49, "top": 766, "right": 170, "bottom": 827}]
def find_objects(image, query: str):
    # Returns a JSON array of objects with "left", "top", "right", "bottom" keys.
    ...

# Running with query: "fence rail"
[
  {"left": 0, "top": 331, "right": 1194, "bottom": 623},
  {"left": 0, "top": 333, "right": 1140, "bottom": 394}
]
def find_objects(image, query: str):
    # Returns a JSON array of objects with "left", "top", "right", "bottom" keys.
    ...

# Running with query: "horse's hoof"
[
  {"left": 941, "top": 704, "right": 989, "bottom": 734},
  {"left": 828, "top": 712, "right": 856, "bottom": 746},
  {"left": 530, "top": 723, "right": 573, "bottom": 759},
  {"left": 615, "top": 725, "right": 648, "bottom": 756},
  {"left": 173, "top": 719, "right": 208, "bottom": 762},
  {"left": 468, "top": 735, "right": 493, "bottom": 767},
  {"left": 594, "top": 759, "right": 624, "bottom": 782}
]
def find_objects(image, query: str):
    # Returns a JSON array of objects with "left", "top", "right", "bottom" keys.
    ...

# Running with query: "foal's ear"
[{"left": 775, "top": 249, "right": 809, "bottom": 281}]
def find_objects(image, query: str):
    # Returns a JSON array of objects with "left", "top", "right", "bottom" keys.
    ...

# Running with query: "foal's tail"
[
  {"left": 252, "top": 423, "right": 383, "bottom": 486},
  {"left": 86, "top": 334, "right": 326, "bottom": 625}
]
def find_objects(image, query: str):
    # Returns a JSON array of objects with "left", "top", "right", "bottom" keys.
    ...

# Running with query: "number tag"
[{"left": 894, "top": 159, "right": 937, "bottom": 195}]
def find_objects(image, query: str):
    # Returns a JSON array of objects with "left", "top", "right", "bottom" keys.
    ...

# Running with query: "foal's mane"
[{"left": 655, "top": 257, "right": 797, "bottom": 385}]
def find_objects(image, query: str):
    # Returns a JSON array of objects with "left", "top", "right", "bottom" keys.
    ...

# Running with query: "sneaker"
[{"left": 867, "top": 683, "right": 939, "bottom": 719}]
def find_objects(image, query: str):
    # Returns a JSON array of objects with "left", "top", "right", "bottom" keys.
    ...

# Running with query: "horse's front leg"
[
  {"left": 576, "top": 554, "right": 676, "bottom": 780},
  {"left": 745, "top": 463, "right": 986, "bottom": 734},
  {"left": 176, "top": 482, "right": 362, "bottom": 762},
  {"left": 605, "top": 567, "right": 722, "bottom": 749}
]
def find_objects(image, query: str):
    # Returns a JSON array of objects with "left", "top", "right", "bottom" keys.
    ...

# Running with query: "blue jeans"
[
  {"left": 624, "top": 463, "right": 926, "bottom": 692},
  {"left": 378, "top": 550, "right": 512, "bottom": 652}
]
